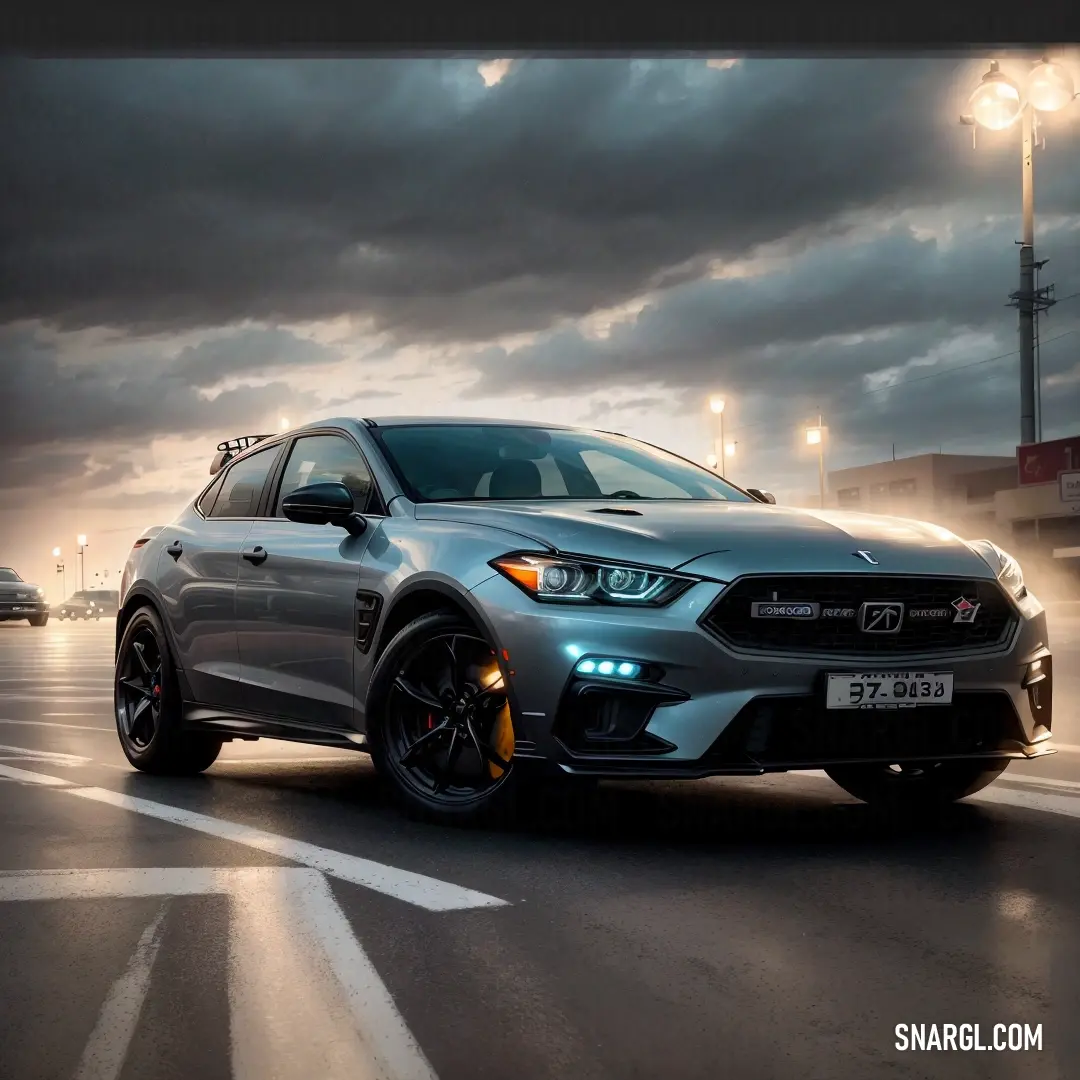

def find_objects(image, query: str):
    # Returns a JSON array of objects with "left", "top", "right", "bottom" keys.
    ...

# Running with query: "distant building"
[
  {"left": 821, "top": 437, "right": 1080, "bottom": 578},
  {"left": 826, "top": 453, "right": 1017, "bottom": 533}
]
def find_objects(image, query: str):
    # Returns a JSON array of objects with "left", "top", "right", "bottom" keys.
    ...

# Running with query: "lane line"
[
  {"left": 998, "top": 774, "right": 1080, "bottom": 794},
  {"left": 0, "top": 763, "right": 76, "bottom": 786},
  {"left": 0, "top": 719, "right": 112, "bottom": 732},
  {"left": 212, "top": 757, "right": 362, "bottom": 766},
  {"left": 68, "top": 786, "right": 507, "bottom": 912},
  {"left": 0, "top": 868, "right": 439, "bottom": 1080},
  {"left": 0, "top": 743, "right": 91, "bottom": 764},
  {"left": 0, "top": 764, "right": 507, "bottom": 911},
  {"left": 971, "top": 786, "right": 1080, "bottom": 819},
  {"left": 293, "top": 870, "right": 439, "bottom": 1080},
  {"left": 73, "top": 902, "right": 170, "bottom": 1080}
]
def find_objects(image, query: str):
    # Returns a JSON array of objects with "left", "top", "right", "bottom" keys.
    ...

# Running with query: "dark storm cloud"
[
  {"left": 464, "top": 219, "right": 1080, "bottom": 395},
  {"left": 0, "top": 329, "right": 323, "bottom": 453},
  {"left": 170, "top": 328, "right": 339, "bottom": 387},
  {"left": 3, "top": 57, "right": 1077, "bottom": 340}
]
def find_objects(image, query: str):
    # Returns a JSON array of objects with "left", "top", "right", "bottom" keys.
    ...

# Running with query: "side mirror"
[
  {"left": 746, "top": 487, "right": 777, "bottom": 504},
  {"left": 281, "top": 482, "right": 367, "bottom": 535}
]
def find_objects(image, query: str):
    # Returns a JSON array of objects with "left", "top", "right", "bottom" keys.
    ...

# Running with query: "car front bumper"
[
  {"left": 0, "top": 600, "right": 49, "bottom": 620},
  {"left": 468, "top": 574, "right": 1056, "bottom": 778}
]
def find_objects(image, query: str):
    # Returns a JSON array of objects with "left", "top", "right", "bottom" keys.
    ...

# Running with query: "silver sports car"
[{"left": 115, "top": 417, "right": 1055, "bottom": 823}]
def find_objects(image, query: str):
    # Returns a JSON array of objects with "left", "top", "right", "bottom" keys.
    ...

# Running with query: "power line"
[
  {"left": 726, "top": 326, "right": 1079, "bottom": 437},
  {"left": 859, "top": 328, "right": 1078, "bottom": 397}
]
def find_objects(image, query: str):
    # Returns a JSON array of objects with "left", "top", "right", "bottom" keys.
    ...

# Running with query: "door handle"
[
  {"left": 166, "top": 541, "right": 183, "bottom": 560},
  {"left": 242, "top": 545, "right": 268, "bottom": 565}
]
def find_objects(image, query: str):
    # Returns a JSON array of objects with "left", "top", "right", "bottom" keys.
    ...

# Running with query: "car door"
[
  {"left": 235, "top": 431, "right": 384, "bottom": 729},
  {"left": 156, "top": 441, "right": 284, "bottom": 710}
]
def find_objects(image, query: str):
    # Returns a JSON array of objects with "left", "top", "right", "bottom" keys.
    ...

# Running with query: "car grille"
[
  {"left": 703, "top": 691, "right": 1025, "bottom": 767},
  {"left": 701, "top": 574, "right": 1016, "bottom": 656}
]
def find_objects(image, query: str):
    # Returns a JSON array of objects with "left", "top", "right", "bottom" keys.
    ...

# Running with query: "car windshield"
[
  {"left": 374, "top": 424, "right": 754, "bottom": 503},
  {"left": 0, "top": 569, "right": 22, "bottom": 582}
]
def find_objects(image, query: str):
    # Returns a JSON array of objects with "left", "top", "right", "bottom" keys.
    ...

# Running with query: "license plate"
[
  {"left": 826, "top": 672, "right": 954, "bottom": 709},
  {"left": 11, "top": 606, "right": 26, "bottom": 612}
]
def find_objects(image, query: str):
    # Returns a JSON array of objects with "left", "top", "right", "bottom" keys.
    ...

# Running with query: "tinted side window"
[
  {"left": 198, "top": 472, "right": 227, "bottom": 516},
  {"left": 208, "top": 445, "right": 280, "bottom": 519},
  {"left": 275, "top": 435, "right": 376, "bottom": 516}
]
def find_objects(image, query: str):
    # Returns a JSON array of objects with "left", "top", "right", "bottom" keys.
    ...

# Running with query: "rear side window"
[
  {"left": 208, "top": 445, "right": 280, "bottom": 519},
  {"left": 198, "top": 472, "right": 227, "bottom": 516},
  {"left": 274, "top": 434, "right": 377, "bottom": 516}
]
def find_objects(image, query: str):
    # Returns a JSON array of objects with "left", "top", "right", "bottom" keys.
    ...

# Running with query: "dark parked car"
[
  {"left": 0, "top": 567, "right": 49, "bottom": 626},
  {"left": 55, "top": 590, "right": 119, "bottom": 621}
]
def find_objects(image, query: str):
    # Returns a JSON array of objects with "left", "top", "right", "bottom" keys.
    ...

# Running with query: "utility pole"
[
  {"left": 1017, "top": 104, "right": 1036, "bottom": 447},
  {"left": 817, "top": 412, "right": 825, "bottom": 509}
]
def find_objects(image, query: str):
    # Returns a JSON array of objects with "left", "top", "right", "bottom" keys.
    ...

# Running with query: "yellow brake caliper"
[{"left": 488, "top": 701, "right": 515, "bottom": 779}]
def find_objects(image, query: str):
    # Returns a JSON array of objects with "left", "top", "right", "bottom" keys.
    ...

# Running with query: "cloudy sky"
[{"left": 2, "top": 55, "right": 1080, "bottom": 595}]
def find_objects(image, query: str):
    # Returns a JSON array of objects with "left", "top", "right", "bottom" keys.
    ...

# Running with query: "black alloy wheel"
[
  {"left": 368, "top": 612, "right": 521, "bottom": 823},
  {"left": 114, "top": 607, "right": 222, "bottom": 774},
  {"left": 117, "top": 626, "right": 164, "bottom": 749}
]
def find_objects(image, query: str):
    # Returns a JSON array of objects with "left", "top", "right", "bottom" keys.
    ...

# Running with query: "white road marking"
[
  {"left": 999, "top": 774, "right": 1080, "bottom": 794},
  {"left": 0, "top": 763, "right": 508, "bottom": 911},
  {"left": 213, "top": 756, "right": 361, "bottom": 766},
  {"left": 0, "top": 743, "right": 91, "bottom": 764},
  {"left": 72, "top": 902, "right": 170, "bottom": 1080},
  {"left": 68, "top": 786, "right": 507, "bottom": 912},
  {"left": 971, "top": 786, "right": 1080, "bottom": 819},
  {"left": 0, "top": 695, "right": 113, "bottom": 703},
  {"left": 0, "top": 868, "right": 439, "bottom": 1080},
  {"left": 0, "top": 719, "right": 112, "bottom": 731},
  {"left": 0, "top": 763, "right": 76, "bottom": 786}
]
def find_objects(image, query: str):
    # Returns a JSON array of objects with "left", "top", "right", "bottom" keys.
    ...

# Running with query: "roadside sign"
[
  {"left": 1017, "top": 435, "right": 1080, "bottom": 486},
  {"left": 1061, "top": 470, "right": 1080, "bottom": 503}
]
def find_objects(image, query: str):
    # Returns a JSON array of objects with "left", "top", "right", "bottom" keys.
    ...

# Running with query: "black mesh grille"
[
  {"left": 704, "top": 691, "right": 1024, "bottom": 767},
  {"left": 702, "top": 575, "right": 1015, "bottom": 656}
]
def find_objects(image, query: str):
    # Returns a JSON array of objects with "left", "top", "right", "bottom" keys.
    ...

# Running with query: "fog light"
[{"left": 575, "top": 657, "right": 642, "bottom": 679}]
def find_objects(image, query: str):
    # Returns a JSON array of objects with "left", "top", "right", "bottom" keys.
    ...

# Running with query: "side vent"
[{"left": 355, "top": 591, "right": 382, "bottom": 653}]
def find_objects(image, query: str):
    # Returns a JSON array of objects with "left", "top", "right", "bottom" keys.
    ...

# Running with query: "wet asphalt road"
[{"left": 0, "top": 613, "right": 1078, "bottom": 1080}]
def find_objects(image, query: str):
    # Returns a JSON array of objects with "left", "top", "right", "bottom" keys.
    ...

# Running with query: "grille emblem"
[
  {"left": 751, "top": 602, "right": 820, "bottom": 619},
  {"left": 858, "top": 601, "right": 904, "bottom": 633},
  {"left": 853, "top": 550, "right": 878, "bottom": 565},
  {"left": 951, "top": 597, "right": 980, "bottom": 624}
]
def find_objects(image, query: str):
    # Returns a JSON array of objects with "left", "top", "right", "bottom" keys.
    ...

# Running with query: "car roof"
[{"left": 361, "top": 416, "right": 588, "bottom": 431}]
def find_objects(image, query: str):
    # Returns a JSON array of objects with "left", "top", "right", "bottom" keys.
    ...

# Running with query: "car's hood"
[
  {"left": 0, "top": 581, "right": 42, "bottom": 597},
  {"left": 415, "top": 500, "right": 999, "bottom": 580}
]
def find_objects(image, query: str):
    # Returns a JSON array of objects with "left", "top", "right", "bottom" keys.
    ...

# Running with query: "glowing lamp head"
[
  {"left": 280, "top": 417, "right": 290, "bottom": 429},
  {"left": 52, "top": 547, "right": 61, "bottom": 557},
  {"left": 709, "top": 395, "right": 726, "bottom": 415},
  {"left": 969, "top": 61, "right": 1022, "bottom": 130},
  {"left": 76, "top": 534, "right": 87, "bottom": 547},
  {"left": 725, "top": 441, "right": 737, "bottom": 458},
  {"left": 1026, "top": 59, "right": 1076, "bottom": 113},
  {"left": 706, "top": 453, "right": 718, "bottom": 468},
  {"left": 806, "top": 427, "right": 823, "bottom": 446}
]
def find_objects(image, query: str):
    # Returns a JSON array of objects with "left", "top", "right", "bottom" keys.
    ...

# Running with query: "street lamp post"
[
  {"left": 52, "top": 547, "right": 64, "bottom": 601},
  {"left": 76, "top": 534, "right": 87, "bottom": 594},
  {"left": 962, "top": 57, "right": 1077, "bottom": 446},
  {"left": 709, "top": 395, "right": 727, "bottom": 476},
  {"left": 806, "top": 416, "right": 827, "bottom": 508}
]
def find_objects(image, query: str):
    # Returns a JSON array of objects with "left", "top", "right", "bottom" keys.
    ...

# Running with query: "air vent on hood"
[{"left": 591, "top": 507, "right": 643, "bottom": 516}]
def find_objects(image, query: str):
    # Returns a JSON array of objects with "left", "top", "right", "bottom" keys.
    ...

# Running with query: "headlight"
[
  {"left": 968, "top": 539, "right": 1026, "bottom": 600},
  {"left": 491, "top": 553, "right": 695, "bottom": 606},
  {"left": 34, "top": 587, "right": 45, "bottom": 598}
]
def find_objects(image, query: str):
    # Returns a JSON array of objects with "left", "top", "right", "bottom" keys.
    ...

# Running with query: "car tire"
[
  {"left": 366, "top": 611, "right": 526, "bottom": 826},
  {"left": 28, "top": 614, "right": 48, "bottom": 627},
  {"left": 114, "top": 606, "right": 222, "bottom": 775},
  {"left": 825, "top": 759, "right": 1009, "bottom": 812}
]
